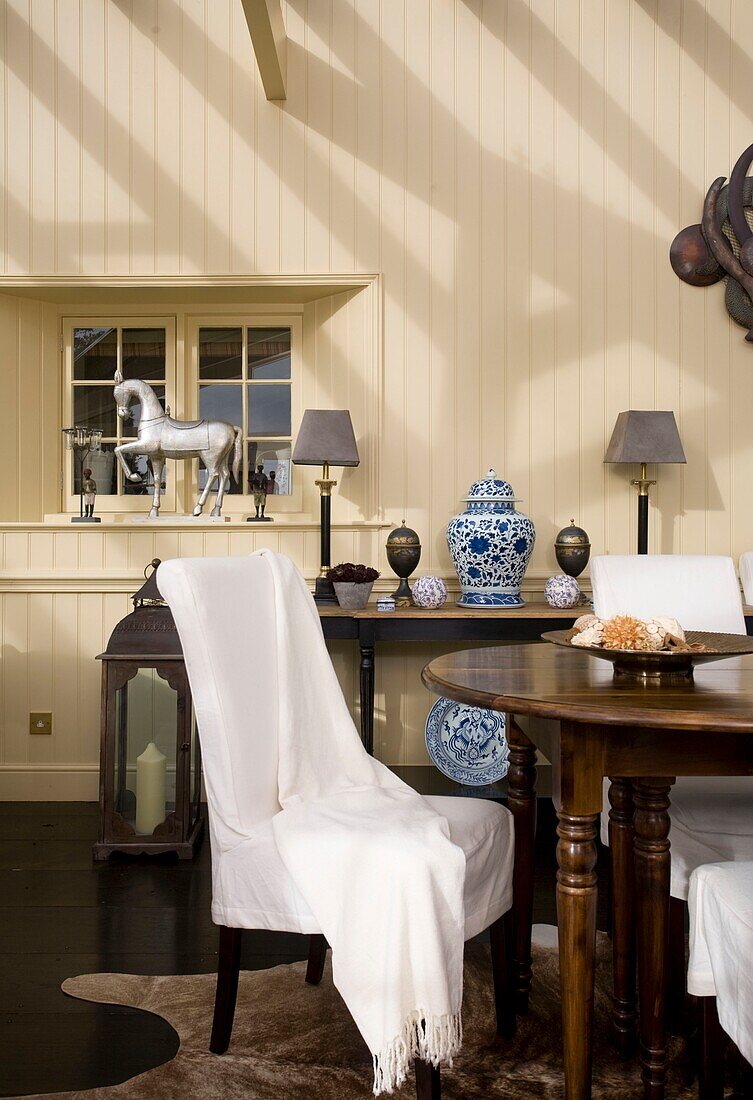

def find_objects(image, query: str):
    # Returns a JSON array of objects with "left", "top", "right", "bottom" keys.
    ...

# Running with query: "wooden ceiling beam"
[{"left": 240, "top": 0, "right": 287, "bottom": 101}]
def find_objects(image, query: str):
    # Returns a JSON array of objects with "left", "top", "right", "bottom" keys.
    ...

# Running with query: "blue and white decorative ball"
[
  {"left": 545, "top": 574, "right": 581, "bottom": 608},
  {"left": 411, "top": 575, "right": 448, "bottom": 609}
]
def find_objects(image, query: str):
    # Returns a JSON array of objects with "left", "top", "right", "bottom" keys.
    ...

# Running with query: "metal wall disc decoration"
[
  {"left": 425, "top": 696, "right": 509, "bottom": 786},
  {"left": 670, "top": 143, "right": 753, "bottom": 342}
]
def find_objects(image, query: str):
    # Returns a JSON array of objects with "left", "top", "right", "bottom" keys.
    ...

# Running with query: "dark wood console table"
[{"left": 318, "top": 603, "right": 580, "bottom": 753}]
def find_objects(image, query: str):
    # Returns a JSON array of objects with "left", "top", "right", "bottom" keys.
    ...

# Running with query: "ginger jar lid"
[{"left": 462, "top": 469, "right": 520, "bottom": 503}]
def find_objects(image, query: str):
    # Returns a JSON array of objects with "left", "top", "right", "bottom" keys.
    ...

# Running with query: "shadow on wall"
[{"left": 1, "top": 0, "right": 745, "bottom": 558}]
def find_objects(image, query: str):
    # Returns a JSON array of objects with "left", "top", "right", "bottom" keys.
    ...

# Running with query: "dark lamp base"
[
  {"left": 314, "top": 576, "right": 338, "bottom": 605},
  {"left": 72, "top": 516, "right": 101, "bottom": 523}
]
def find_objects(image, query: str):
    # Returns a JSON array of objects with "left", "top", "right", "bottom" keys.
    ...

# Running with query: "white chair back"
[
  {"left": 157, "top": 555, "right": 281, "bottom": 843},
  {"left": 590, "top": 555, "right": 746, "bottom": 634},
  {"left": 739, "top": 552, "right": 753, "bottom": 606}
]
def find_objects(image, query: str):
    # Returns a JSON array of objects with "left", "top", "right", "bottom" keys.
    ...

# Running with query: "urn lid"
[
  {"left": 386, "top": 520, "right": 421, "bottom": 549},
  {"left": 555, "top": 519, "right": 591, "bottom": 548},
  {"left": 463, "top": 469, "right": 519, "bottom": 502}
]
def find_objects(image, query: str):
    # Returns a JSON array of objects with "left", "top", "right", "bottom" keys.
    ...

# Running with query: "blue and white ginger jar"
[{"left": 447, "top": 469, "right": 536, "bottom": 607}]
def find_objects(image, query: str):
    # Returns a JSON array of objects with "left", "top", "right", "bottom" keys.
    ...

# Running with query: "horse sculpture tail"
[{"left": 232, "top": 426, "right": 243, "bottom": 484}]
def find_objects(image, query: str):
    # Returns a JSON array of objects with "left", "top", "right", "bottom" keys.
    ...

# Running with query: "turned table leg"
[
  {"left": 557, "top": 810, "right": 598, "bottom": 1100},
  {"left": 507, "top": 720, "right": 537, "bottom": 1013},
  {"left": 633, "top": 777, "right": 675, "bottom": 1100},
  {"left": 608, "top": 777, "right": 637, "bottom": 1058}
]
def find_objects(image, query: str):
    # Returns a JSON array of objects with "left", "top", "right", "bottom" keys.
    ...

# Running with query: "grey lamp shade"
[
  {"left": 292, "top": 410, "right": 360, "bottom": 467},
  {"left": 604, "top": 411, "right": 686, "bottom": 465}
]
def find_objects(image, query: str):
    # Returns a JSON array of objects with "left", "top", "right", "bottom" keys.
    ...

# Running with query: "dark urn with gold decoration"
[
  {"left": 386, "top": 521, "right": 421, "bottom": 600},
  {"left": 554, "top": 520, "right": 591, "bottom": 578}
]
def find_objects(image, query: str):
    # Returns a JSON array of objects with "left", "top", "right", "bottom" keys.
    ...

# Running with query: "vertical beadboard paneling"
[
  {"left": 205, "top": 0, "right": 232, "bottom": 273},
  {"left": 1, "top": 0, "right": 751, "bottom": 563},
  {"left": 5, "top": 0, "right": 32, "bottom": 274},
  {"left": 1, "top": 2, "right": 753, "bottom": 786},
  {"left": 130, "top": 1, "right": 157, "bottom": 274},
  {"left": 80, "top": 0, "right": 106, "bottom": 270},
  {"left": 55, "top": 0, "right": 81, "bottom": 272},
  {"left": 155, "top": 0, "right": 181, "bottom": 270},
  {"left": 105, "top": 0, "right": 131, "bottom": 272},
  {"left": 180, "top": 0, "right": 207, "bottom": 273}
]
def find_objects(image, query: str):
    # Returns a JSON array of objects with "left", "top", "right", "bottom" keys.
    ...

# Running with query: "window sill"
[{"left": 24, "top": 515, "right": 392, "bottom": 531}]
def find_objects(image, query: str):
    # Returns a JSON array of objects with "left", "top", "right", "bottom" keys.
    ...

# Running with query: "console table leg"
[
  {"left": 507, "top": 720, "right": 537, "bottom": 1014},
  {"left": 359, "top": 642, "right": 375, "bottom": 755},
  {"left": 634, "top": 777, "right": 675, "bottom": 1100}
]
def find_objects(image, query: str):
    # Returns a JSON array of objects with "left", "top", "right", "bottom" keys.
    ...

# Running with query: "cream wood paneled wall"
[
  {"left": 0, "top": 294, "right": 59, "bottom": 521},
  {"left": 2, "top": 0, "right": 753, "bottom": 794}
]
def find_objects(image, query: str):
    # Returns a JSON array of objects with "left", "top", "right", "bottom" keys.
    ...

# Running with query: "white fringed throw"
[{"left": 260, "top": 552, "right": 466, "bottom": 1095}]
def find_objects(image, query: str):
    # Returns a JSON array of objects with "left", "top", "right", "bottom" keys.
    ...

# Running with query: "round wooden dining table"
[{"left": 422, "top": 642, "right": 753, "bottom": 1100}]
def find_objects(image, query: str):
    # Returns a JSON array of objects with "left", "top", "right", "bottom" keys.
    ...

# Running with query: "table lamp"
[
  {"left": 604, "top": 410, "right": 686, "bottom": 554},
  {"left": 292, "top": 410, "right": 360, "bottom": 603}
]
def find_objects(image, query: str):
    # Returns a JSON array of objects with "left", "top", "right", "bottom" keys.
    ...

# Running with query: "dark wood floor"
[{"left": 0, "top": 769, "right": 605, "bottom": 1098}]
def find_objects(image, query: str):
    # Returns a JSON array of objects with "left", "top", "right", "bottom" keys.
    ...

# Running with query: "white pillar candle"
[{"left": 135, "top": 741, "right": 166, "bottom": 835}]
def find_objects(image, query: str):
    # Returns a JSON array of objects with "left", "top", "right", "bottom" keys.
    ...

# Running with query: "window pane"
[
  {"left": 122, "top": 455, "right": 168, "bottom": 496},
  {"left": 199, "top": 384, "right": 242, "bottom": 425},
  {"left": 247, "top": 441, "right": 292, "bottom": 496},
  {"left": 73, "top": 327, "right": 117, "bottom": 380},
  {"left": 122, "top": 328, "right": 166, "bottom": 381},
  {"left": 72, "top": 443, "right": 117, "bottom": 495},
  {"left": 199, "top": 327, "right": 242, "bottom": 380},
  {"left": 198, "top": 464, "right": 242, "bottom": 495},
  {"left": 121, "top": 386, "right": 166, "bottom": 437},
  {"left": 247, "top": 384, "right": 290, "bottom": 436},
  {"left": 248, "top": 327, "right": 291, "bottom": 379},
  {"left": 73, "top": 385, "right": 118, "bottom": 436}
]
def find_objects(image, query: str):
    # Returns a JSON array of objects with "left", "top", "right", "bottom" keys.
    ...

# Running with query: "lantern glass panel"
[{"left": 114, "top": 669, "right": 178, "bottom": 835}]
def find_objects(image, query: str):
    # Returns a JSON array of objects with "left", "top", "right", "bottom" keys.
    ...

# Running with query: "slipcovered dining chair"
[
  {"left": 687, "top": 861, "right": 753, "bottom": 1098},
  {"left": 158, "top": 553, "right": 517, "bottom": 1100},
  {"left": 590, "top": 555, "right": 753, "bottom": 1031},
  {"left": 739, "top": 551, "right": 753, "bottom": 605}
]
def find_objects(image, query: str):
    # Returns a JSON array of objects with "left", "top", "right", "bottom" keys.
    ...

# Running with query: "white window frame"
[
  {"left": 185, "top": 313, "right": 303, "bottom": 515},
  {"left": 62, "top": 316, "right": 177, "bottom": 514}
]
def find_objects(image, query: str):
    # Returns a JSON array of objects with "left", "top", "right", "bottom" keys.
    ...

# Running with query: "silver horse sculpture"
[{"left": 113, "top": 371, "right": 242, "bottom": 518}]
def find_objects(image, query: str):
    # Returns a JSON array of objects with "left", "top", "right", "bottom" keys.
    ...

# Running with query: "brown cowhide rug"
[{"left": 12, "top": 930, "right": 725, "bottom": 1098}]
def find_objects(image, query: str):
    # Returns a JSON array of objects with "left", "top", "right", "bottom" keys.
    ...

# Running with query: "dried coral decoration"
[{"left": 569, "top": 614, "right": 706, "bottom": 654}]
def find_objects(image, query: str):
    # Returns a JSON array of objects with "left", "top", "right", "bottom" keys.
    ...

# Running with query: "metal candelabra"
[{"left": 62, "top": 426, "right": 103, "bottom": 523}]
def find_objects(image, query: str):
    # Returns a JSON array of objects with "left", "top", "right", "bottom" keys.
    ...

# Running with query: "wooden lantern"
[{"left": 94, "top": 559, "right": 204, "bottom": 860}]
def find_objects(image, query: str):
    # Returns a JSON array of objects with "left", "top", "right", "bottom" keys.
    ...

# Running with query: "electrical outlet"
[{"left": 29, "top": 712, "right": 52, "bottom": 736}]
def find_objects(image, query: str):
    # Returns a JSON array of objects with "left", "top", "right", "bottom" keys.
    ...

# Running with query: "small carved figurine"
[
  {"left": 82, "top": 468, "right": 97, "bottom": 519},
  {"left": 248, "top": 463, "right": 273, "bottom": 522}
]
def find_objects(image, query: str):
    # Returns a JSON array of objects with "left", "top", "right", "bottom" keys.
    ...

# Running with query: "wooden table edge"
[{"left": 420, "top": 661, "right": 753, "bottom": 732}]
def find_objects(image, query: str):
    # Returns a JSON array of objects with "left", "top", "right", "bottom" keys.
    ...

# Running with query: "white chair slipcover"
[
  {"left": 687, "top": 861, "right": 753, "bottom": 1067},
  {"left": 157, "top": 553, "right": 514, "bottom": 941},
  {"left": 591, "top": 554, "right": 753, "bottom": 899},
  {"left": 740, "top": 551, "right": 753, "bottom": 606}
]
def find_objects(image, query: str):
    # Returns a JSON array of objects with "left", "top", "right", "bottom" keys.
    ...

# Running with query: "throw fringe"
[{"left": 372, "top": 1010, "right": 462, "bottom": 1095}]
